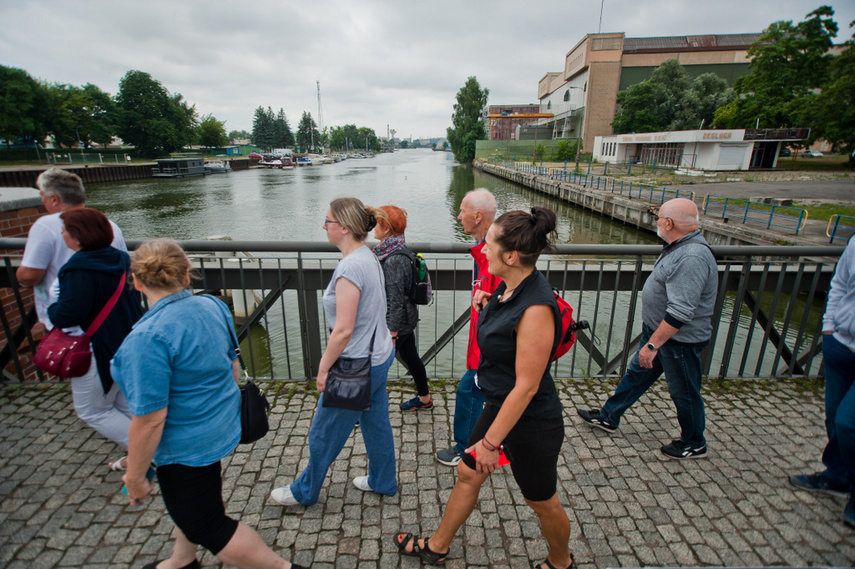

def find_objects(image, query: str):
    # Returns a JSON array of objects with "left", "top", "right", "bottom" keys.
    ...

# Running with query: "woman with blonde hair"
[
  {"left": 373, "top": 205, "right": 432, "bottom": 410},
  {"left": 270, "top": 197, "right": 397, "bottom": 506},
  {"left": 112, "top": 239, "right": 306, "bottom": 569}
]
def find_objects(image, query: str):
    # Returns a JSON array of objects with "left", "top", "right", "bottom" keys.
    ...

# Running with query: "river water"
[
  {"left": 84, "top": 149, "right": 660, "bottom": 245},
  {"left": 82, "top": 150, "right": 822, "bottom": 379}
]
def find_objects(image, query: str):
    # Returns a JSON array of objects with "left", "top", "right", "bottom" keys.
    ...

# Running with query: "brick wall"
[{"left": 0, "top": 188, "right": 48, "bottom": 381}]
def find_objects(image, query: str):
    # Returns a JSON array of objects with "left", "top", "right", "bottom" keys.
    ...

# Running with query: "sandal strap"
[{"left": 420, "top": 538, "right": 448, "bottom": 564}]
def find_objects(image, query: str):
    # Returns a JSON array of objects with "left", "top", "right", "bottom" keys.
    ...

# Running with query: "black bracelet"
[{"left": 482, "top": 436, "right": 500, "bottom": 451}]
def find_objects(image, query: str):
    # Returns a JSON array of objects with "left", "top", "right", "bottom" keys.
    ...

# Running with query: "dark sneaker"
[
  {"left": 660, "top": 440, "right": 707, "bottom": 460},
  {"left": 577, "top": 409, "right": 617, "bottom": 433},
  {"left": 400, "top": 396, "right": 434, "bottom": 411},
  {"left": 436, "top": 446, "right": 463, "bottom": 466},
  {"left": 789, "top": 472, "right": 849, "bottom": 497}
]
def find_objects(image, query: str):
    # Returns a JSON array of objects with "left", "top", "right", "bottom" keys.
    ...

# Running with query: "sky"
[{"left": 2, "top": 1, "right": 854, "bottom": 141}]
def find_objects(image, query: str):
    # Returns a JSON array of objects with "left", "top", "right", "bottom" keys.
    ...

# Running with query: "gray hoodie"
[{"left": 641, "top": 230, "right": 718, "bottom": 344}]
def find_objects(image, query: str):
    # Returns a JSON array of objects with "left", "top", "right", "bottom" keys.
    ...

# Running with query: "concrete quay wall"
[{"left": 476, "top": 161, "right": 799, "bottom": 247}]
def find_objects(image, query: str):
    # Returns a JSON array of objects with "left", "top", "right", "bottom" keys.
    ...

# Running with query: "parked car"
[
  {"left": 248, "top": 152, "right": 263, "bottom": 160},
  {"left": 780, "top": 148, "right": 792, "bottom": 157},
  {"left": 801, "top": 150, "right": 823, "bottom": 158}
]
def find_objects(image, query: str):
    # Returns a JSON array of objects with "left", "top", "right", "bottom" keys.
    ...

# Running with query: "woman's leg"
[
  {"left": 399, "top": 463, "right": 488, "bottom": 556},
  {"left": 289, "top": 398, "right": 361, "bottom": 505},
  {"left": 216, "top": 522, "right": 295, "bottom": 569},
  {"left": 526, "top": 494, "right": 572, "bottom": 569},
  {"left": 396, "top": 331, "right": 430, "bottom": 399},
  {"left": 71, "top": 357, "right": 131, "bottom": 448},
  {"left": 152, "top": 527, "right": 198, "bottom": 569},
  {"left": 359, "top": 352, "right": 398, "bottom": 495}
]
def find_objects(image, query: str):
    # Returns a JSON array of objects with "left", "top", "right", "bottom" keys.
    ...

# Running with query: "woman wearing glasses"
[{"left": 270, "top": 197, "right": 397, "bottom": 506}]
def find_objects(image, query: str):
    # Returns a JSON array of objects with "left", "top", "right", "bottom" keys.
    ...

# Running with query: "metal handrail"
[
  {"left": 0, "top": 240, "right": 844, "bottom": 384},
  {"left": 827, "top": 214, "right": 855, "bottom": 244},
  {"left": 703, "top": 195, "right": 808, "bottom": 235}
]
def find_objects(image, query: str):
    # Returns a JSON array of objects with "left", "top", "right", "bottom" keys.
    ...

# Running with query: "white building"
[{"left": 593, "top": 128, "right": 808, "bottom": 171}]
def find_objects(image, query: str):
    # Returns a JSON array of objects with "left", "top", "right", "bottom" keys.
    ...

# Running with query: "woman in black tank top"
[{"left": 394, "top": 207, "right": 575, "bottom": 569}]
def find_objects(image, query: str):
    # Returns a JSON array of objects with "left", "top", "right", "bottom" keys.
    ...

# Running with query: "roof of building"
[{"left": 623, "top": 33, "right": 763, "bottom": 53}]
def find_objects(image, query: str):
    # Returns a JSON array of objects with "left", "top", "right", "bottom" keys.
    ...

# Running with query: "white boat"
[
  {"left": 259, "top": 154, "right": 294, "bottom": 169},
  {"left": 204, "top": 160, "right": 231, "bottom": 174}
]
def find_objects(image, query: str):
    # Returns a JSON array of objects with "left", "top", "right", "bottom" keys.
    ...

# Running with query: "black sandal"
[
  {"left": 393, "top": 532, "right": 420, "bottom": 557},
  {"left": 419, "top": 537, "right": 449, "bottom": 565},
  {"left": 393, "top": 532, "right": 449, "bottom": 565},
  {"left": 536, "top": 551, "right": 574, "bottom": 569}
]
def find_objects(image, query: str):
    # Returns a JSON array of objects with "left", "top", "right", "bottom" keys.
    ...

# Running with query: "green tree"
[
  {"left": 252, "top": 106, "right": 275, "bottom": 150},
  {"left": 296, "top": 111, "right": 319, "bottom": 152},
  {"left": 228, "top": 129, "right": 251, "bottom": 141},
  {"left": 115, "top": 70, "right": 197, "bottom": 156},
  {"left": 82, "top": 84, "right": 118, "bottom": 147},
  {"left": 447, "top": 76, "right": 489, "bottom": 164},
  {"left": 612, "top": 59, "right": 734, "bottom": 133},
  {"left": 273, "top": 108, "right": 294, "bottom": 149},
  {"left": 803, "top": 23, "right": 855, "bottom": 163},
  {"left": 0, "top": 65, "right": 50, "bottom": 151},
  {"left": 714, "top": 6, "right": 838, "bottom": 129},
  {"left": 197, "top": 114, "right": 229, "bottom": 148}
]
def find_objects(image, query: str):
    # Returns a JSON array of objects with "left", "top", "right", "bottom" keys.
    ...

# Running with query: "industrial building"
[{"left": 535, "top": 32, "right": 762, "bottom": 153}]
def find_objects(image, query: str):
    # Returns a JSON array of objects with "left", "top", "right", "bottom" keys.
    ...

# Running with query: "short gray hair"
[
  {"left": 36, "top": 168, "right": 86, "bottom": 207},
  {"left": 464, "top": 189, "right": 497, "bottom": 221}
]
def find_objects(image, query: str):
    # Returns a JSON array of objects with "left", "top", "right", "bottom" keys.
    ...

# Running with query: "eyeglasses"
[
  {"left": 653, "top": 214, "right": 671, "bottom": 222},
  {"left": 324, "top": 219, "right": 340, "bottom": 228}
]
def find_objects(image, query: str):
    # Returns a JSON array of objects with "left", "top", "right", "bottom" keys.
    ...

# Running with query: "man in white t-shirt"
[{"left": 16, "top": 167, "right": 126, "bottom": 328}]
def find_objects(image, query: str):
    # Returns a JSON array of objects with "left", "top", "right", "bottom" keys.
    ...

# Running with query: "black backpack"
[{"left": 385, "top": 248, "right": 433, "bottom": 305}]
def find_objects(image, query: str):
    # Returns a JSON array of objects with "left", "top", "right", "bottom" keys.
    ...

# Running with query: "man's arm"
[{"left": 16, "top": 266, "right": 45, "bottom": 287}]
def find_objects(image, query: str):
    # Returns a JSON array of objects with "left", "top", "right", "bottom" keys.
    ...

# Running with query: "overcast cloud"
[{"left": 2, "top": 1, "right": 853, "bottom": 140}]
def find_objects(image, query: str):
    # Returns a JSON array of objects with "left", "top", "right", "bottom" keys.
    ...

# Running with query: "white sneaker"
[
  {"left": 270, "top": 485, "right": 300, "bottom": 505},
  {"left": 352, "top": 475, "right": 372, "bottom": 492}
]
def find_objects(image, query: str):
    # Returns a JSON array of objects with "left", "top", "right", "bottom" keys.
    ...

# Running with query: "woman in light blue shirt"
[
  {"left": 270, "top": 197, "right": 397, "bottom": 507},
  {"left": 112, "top": 239, "right": 306, "bottom": 569}
]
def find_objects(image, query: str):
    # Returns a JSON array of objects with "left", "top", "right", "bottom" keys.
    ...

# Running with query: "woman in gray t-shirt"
[{"left": 270, "top": 197, "right": 397, "bottom": 507}]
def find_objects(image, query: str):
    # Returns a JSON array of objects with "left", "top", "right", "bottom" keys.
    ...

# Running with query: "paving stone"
[{"left": 3, "top": 381, "right": 855, "bottom": 568}]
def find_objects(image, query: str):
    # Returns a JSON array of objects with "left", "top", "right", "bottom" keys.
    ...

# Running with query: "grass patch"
[
  {"left": 792, "top": 202, "right": 855, "bottom": 222},
  {"left": 774, "top": 155, "right": 852, "bottom": 172}
]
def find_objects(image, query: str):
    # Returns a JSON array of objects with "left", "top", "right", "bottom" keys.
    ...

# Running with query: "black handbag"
[
  {"left": 240, "top": 380, "right": 270, "bottom": 444},
  {"left": 215, "top": 295, "right": 270, "bottom": 444},
  {"left": 322, "top": 328, "right": 376, "bottom": 412}
]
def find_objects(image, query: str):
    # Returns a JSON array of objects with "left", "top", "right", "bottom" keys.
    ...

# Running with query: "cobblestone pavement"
[{"left": 1, "top": 378, "right": 853, "bottom": 569}]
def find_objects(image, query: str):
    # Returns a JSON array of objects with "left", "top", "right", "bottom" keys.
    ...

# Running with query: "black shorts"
[
  {"left": 157, "top": 461, "right": 239, "bottom": 554},
  {"left": 461, "top": 402, "right": 565, "bottom": 502}
]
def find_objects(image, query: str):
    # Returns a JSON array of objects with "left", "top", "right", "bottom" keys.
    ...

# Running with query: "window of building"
[
  {"left": 564, "top": 90, "right": 570, "bottom": 101},
  {"left": 547, "top": 101, "right": 552, "bottom": 110}
]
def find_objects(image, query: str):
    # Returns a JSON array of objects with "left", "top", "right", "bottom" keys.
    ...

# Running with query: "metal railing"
[
  {"left": 493, "top": 160, "right": 695, "bottom": 205},
  {"left": 0, "top": 240, "right": 843, "bottom": 383},
  {"left": 827, "top": 214, "right": 855, "bottom": 244},
  {"left": 703, "top": 195, "right": 808, "bottom": 236}
]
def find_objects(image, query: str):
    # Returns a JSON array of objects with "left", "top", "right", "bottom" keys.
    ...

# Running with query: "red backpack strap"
[{"left": 84, "top": 272, "right": 127, "bottom": 337}]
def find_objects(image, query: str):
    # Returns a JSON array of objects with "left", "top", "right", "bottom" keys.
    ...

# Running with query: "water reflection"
[{"left": 85, "top": 149, "right": 660, "bottom": 246}]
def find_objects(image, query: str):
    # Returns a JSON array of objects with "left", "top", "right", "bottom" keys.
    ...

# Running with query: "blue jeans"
[
  {"left": 452, "top": 368, "right": 487, "bottom": 453},
  {"left": 601, "top": 324, "right": 707, "bottom": 448},
  {"left": 819, "top": 334, "right": 855, "bottom": 491},
  {"left": 291, "top": 352, "right": 397, "bottom": 505}
]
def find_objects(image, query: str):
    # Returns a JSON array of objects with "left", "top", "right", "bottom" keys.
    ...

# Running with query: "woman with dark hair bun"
[
  {"left": 46, "top": 207, "right": 143, "bottom": 471},
  {"left": 395, "top": 206, "right": 575, "bottom": 569}
]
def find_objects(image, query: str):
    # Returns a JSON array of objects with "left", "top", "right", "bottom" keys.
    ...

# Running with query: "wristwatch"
[{"left": 646, "top": 342, "right": 659, "bottom": 351}]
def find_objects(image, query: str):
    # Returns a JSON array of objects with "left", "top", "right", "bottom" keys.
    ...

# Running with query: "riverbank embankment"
[
  {"left": 475, "top": 160, "right": 849, "bottom": 246},
  {"left": 0, "top": 158, "right": 252, "bottom": 187}
]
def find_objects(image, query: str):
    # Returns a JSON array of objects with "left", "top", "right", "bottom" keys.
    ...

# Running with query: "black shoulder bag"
[{"left": 322, "top": 327, "right": 376, "bottom": 412}]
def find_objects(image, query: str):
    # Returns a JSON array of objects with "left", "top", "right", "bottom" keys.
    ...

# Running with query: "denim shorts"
[{"left": 462, "top": 402, "right": 564, "bottom": 502}]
